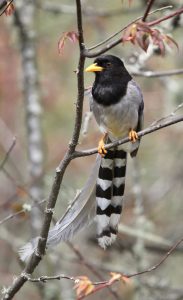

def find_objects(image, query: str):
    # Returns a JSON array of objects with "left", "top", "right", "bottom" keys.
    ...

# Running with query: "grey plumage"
[{"left": 19, "top": 155, "right": 101, "bottom": 262}]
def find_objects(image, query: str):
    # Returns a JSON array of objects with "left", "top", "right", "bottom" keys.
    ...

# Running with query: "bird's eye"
[{"left": 106, "top": 62, "right": 112, "bottom": 67}]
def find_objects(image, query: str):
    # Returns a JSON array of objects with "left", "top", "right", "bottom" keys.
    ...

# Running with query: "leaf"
[
  {"left": 123, "top": 24, "right": 137, "bottom": 44},
  {"left": 58, "top": 31, "right": 79, "bottom": 54},
  {"left": 136, "top": 32, "right": 150, "bottom": 52},
  {"left": 4, "top": 1, "right": 15, "bottom": 16},
  {"left": 108, "top": 272, "right": 122, "bottom": 285},
  {"left": 67, "top": 31, "right": 79, "bottom": 43},
  {"left": 164, "top": 34, "right": 179, "bottom": 50},
  {"left": 74, "top": 276, "right": 94, "bottom": 299},
  {"left": 122, "top": 21, "right": 178, "bottom": 55}
]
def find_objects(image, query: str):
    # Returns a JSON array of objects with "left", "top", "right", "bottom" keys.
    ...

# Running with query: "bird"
[
  {"left": 19, "top": 54, "right": 144, "bottom": 262},
  {"left": 85, "top": 54, "right": 144, "bottom": 248}
]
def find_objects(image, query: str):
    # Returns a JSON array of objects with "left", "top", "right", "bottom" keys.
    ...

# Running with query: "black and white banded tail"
[{"left": 96, "top": 147, "right": 127, "bottom": 249}]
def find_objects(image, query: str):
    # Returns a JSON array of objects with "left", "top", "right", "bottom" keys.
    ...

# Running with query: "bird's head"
[{"left": 85, "top": 55, "right": 125, "bottom": 77}]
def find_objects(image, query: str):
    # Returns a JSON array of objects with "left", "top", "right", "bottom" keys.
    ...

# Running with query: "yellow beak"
[{"left": 85, "top": 63, "right": 103, "bottom": 72}]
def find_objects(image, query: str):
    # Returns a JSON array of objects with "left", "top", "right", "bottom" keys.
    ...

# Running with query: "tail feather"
[
  {"left": 109, "top": 148, "right": 127, "bottom": 242},
  {"left": 19, "top": 155, "right": 101, "bottom": 262},
  {"left": 96, "top": 150, "right": 114, "bottom": 246},
  {"left": 97, "top": 147, "right": 127, "bottom": 248}
]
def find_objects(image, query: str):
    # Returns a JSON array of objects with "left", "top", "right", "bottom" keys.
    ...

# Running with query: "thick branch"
[{"left": 2, "top": 0, "right": 86, "bottom": 299}]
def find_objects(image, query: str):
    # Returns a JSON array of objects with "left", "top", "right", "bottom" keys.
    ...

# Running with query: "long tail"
[
  {"left": 96, "top": 147, "right": 127, "bottom": 249},
  {"left": 19, "top": 155, "right": 101, "bottom": 262}
]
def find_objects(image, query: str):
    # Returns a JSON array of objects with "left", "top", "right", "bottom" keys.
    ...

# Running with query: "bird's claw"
[
  {"left": 129, "top": 129, "right": 138, "bottom": 143},
  {"left": 98, "top": 138, "right": 107, "bottom": 157}
]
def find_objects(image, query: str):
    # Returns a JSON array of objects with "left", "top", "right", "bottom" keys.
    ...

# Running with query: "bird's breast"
[{"left": 93, "top": 99, "right": 138, "bottom": 139}]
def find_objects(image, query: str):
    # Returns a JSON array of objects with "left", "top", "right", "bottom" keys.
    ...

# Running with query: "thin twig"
[
  {"left": 11, "top": 236, "right": 183, "bottom": 285},
  {"left": 0, "top": 209, "right": 26, "bottom": 225},
  {"left": 126, "top": 237, "right": 183, "bottom": 278},
  {"left": 78, "top": 236, "right": 183, "bottom": 299},
  {"left": 67, "top": 242, "right": 120, "bottom": 300},
  {"left": 147, "top": 7, "right": 183, "bottom": 27},
  {"left": 0, "top": 137, "right": 16, "bottom": 170},
  {"left": 142, "top": 0, "right": 156, "bottom": 22},
  {"left": 0, "top": 199, "right": 46, "bottom": 226},
  {"left": 28, "top": 274, "right": 76, "bottom": 282},
  {"left": 0, "top": 0, "right": 14, "bottom": 16},
  {"left": 86, "top": 5, "right": 172, "bottom": 52}
]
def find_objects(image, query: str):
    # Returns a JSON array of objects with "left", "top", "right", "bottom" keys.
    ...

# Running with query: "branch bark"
[
  {"left": 1, "top": 0, "right": 86, "bottom": 299},
  {"left": 72, "top": 114, "right": 183, "bottom": 158}
]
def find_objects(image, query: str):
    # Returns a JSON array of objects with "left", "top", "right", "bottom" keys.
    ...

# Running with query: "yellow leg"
[
  {"left": 98, "top": 133, "right": 107, "bottom": 157},
  {"left": 129, "top": 129, "right": 138, "bottom": 143}
]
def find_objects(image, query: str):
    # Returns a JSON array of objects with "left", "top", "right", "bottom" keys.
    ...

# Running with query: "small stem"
[
  {"left": 147, "top": 7, "right": 183, "bottom": 27},
  {"left": 0, "top": 0, "right": 14, "bottom": 16},
  {"left": 142, "top": 0, "right": 156, "bottom": 22},
  {"left": 72, "top": 114, "right": 183, "bottom": 158},
  {"left": 84, "top": 5, "right": 173, "bottom": 57}
]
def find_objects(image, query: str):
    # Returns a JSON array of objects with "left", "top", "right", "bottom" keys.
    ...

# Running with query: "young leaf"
[
  {"left": 74, "top": 276, "right": 94, "bottom": 299},
  {"left": 164, "top": 34, "right": 179, "bottom": 50},
  {"left": 58, "top": 31, "right": 79, "bottom": 54}
]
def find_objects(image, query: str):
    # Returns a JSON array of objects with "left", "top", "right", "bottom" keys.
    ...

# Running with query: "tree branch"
[
  {"left": 84, "top": 6, "right": 183, "bottom": 58},
  {"left": 0, "top": 0, "right": 14, "bottom": 16},
  {"left": 142, "top": 0, "right": 156, "bottom": 22},
  {"left": 147, "top": 7, "right": 183, "bottom": 27},
  {"left": 25, "top": 236, "right": 183, "bottom": 299},
  {"left": 126, "top": 236, "right": 183, "bottom": 278},
  {"left": 0, "top": 137, "right": 16, "bottom": 170},
  {"left": 72, "top": 114, "right": 183, "bottom": 158},
  {"left": 86, "top": 5, "right": 172, "bottom": 51},
  {"left": 1, "top": 0, "right": 86, "bottom": 299}
]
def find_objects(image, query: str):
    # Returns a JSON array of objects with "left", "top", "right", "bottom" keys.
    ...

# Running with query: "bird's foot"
[
  {"left": 129, "top": 129, "right": 138, "bottom": 143},
  {"left": 98, "top": 135, "right": 107, "bottom": 157}
]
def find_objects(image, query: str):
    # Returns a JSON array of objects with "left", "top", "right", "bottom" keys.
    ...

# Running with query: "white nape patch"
[
  {"left": 101, "top": 158, "right": 113, "bottom": 168},
  {"left": 97, "top": 178, "right": 112, "bottom": 190},
  {"left": 111, "top": 195, "right": 124, "bottom": 205},
  {"left": 114, "top": 158, "right": 126, "bottom": 168},
  {"left": 113, "top": 177, "right": 125, "bottom": 187},
  {"left": 96, "top": 215, "right": 110, "bottom": 234},
  {"left": 96, "top": 197, "right": 110, "bottom": 210},
  {"left": 110, "top": 213, "right": 121, "bottom": 228},
  {"left": 98, "top": 236, "right": 113, "bottom": 249}
]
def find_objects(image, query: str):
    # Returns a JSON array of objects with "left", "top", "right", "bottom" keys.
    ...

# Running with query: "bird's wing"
[
  {"left": 136, "top": 100, "right": 144, "bottom": 132},
  {"left": 129, "top": 80, "right": 144, "bottom": 157},
  {"left": 19, "top": 155, "right": 101, "bottom": 262}
]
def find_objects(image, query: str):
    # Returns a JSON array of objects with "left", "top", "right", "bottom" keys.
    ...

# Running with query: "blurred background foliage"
[{"left": 0, "top": 0, "right": 183, "bottom": 299}]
